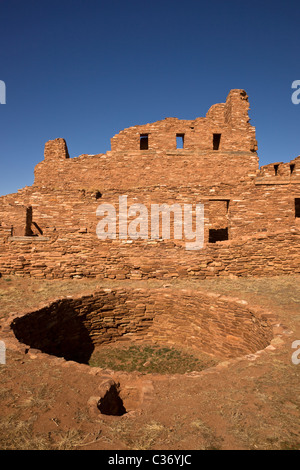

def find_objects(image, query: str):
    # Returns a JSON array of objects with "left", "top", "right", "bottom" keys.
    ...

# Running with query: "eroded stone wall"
[
  {"left": 0, "top": 225, "right": 299, "bottom": 279},
  {"left": 0, "top": 89, "right": 299, "bottom": 279}
]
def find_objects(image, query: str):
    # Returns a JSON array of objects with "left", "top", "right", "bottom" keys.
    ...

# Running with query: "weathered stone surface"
[
  {"left": 0, "top": 89, "right": 299, "bottom": 279},
  {"left": 10, "top": 288, "right": 275, "bottom": 360}
]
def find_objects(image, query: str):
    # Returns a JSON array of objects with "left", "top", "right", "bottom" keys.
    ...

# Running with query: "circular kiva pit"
[{"left": 10, "top": 288, "right": 275, "bottom": 373}]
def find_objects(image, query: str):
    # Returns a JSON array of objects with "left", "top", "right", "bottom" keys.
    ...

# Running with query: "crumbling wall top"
[{"left": 44, "top": 138, "right": 70, "bottom": 161}]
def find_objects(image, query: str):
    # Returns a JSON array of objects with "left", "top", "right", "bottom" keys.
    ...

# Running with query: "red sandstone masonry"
[
  {"left": 0, "top": 226, "right": 299, "bottom": 280},
  {"left": 33, "top": 90, "right": 259, "bottom": 191},
  {"left": 0, "top": 89, "right": 299, "bottom": 279},
  {"left": 10, "top": 287, "right": 275, "bottom": 360},
  {"left": 1, "top": 183, "right": 299, "bottom": 245}
]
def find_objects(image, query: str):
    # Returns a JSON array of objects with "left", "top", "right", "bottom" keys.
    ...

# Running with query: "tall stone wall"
[
  {"left": 0, "top": 89, "right": 299, "bottom": 280},
  {"left": 34, "top": 90, "right": 259, "bottom": 191}
]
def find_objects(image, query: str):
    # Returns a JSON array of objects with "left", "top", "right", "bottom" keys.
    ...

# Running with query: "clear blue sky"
[{"left": 0, "top": 0, "right": 299, "bottom": 196}]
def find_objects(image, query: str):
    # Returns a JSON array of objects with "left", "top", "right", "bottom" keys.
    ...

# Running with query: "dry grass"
[
  {"left": 0, "top": 414, "right": 51, "bottom": 450},
  {"left": 17, "top": 383, "right": 56, "bottom": 411},
  {"left": 107, "top": 419, "right": 166, "bottom": 450},
  {"left": 0, "top": 412, "right": 102, "bottom": 450},
  {"left": 191, "top": 419, "right": 224, "bottom": 450}
]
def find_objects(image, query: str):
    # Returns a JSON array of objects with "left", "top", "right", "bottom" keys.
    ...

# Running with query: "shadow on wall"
[{"left": 11, "top": 300, "right": 95, "bottom": 364}]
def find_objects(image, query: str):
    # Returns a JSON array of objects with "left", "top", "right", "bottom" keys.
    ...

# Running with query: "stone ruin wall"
[
  {"left": 0, "top": 89, "right": 299, "bottom": 279},
  {"left": 0, "top": 225, "right": 299, "bottom": 279}
]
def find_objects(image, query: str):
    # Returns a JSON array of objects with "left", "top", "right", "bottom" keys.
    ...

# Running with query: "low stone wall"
[
  {"left": 11, "top": 288, "right": 275, "bottom": 362},
  {"left": 0, "top": 228, "right": 299, "bottom": 280}
]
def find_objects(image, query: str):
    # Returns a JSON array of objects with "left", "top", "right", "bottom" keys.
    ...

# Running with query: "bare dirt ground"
[{"left": 0, "top": 275, "right": 299, "bottom": 450}]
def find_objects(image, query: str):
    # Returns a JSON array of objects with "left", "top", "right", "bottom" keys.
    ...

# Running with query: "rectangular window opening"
[
  {"left": 140, "top": 134, "right": 149, "bottom": 150},
  {"left": 295, "top": 198, "right": 300, "bottom": 218},
  {"left": 274, "top": 164, "right": 279, "bottom": 176},
  {"left": 290, "top": 164, "right": 295, "bottom": 175},
  {"left": 209, "top": 227, "right": 229, "bottom": 243},
  {"left": 176, "top": 134, "right": 184, "bottom": 149},
  {"left": 213, "top": 134, "right": 221, "bottom": 151}
]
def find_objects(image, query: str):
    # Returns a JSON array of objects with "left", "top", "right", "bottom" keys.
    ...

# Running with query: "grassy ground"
[{"left": 89, "top": 344, "right": 218, "bottom": 374}]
